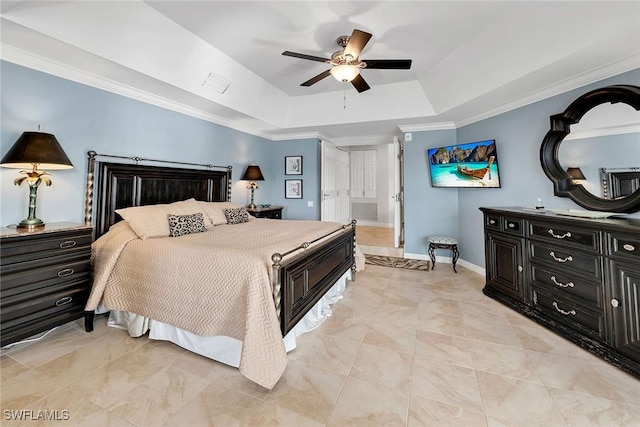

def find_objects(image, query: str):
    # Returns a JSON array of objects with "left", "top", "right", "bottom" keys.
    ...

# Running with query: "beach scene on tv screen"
[{"left": 427, "top": 140, "right": 501, "bottom": 188}]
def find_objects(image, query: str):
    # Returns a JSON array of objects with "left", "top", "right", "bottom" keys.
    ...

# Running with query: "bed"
[{"left": 82, "top": 151, "right": 358, "bottom": 388}]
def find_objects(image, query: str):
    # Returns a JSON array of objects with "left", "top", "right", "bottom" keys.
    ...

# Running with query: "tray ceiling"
[{"left": 1, "top": 1, "right": 639, "bottom": 140}]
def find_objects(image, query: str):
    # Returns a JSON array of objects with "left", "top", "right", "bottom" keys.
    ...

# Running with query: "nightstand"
[
  {"left": 246, "top": 205, "right": 284, "bottom": 219},
  {"left": 0, "top": 222, "right": 93, "bottom": 347}
]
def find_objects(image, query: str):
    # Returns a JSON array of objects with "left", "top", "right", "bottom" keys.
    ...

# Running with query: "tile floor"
[{"left": 2, "top": 264, "right": 639, "bottom": 426}]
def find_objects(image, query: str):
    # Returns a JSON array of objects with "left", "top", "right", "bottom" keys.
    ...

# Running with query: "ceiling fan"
[{"left": 282, "top": 29, "right": 412, "bottom": 93}]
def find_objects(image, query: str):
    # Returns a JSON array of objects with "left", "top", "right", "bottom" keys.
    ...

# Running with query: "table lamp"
[
  {"left": 241, "top": 163, "right": 264, "bottom": 209},
  {"left": 566, "top": 166, "right": 586, "bottom": 184},
  {"left": 1, "top": 131, "right": 73, "bottom": 230}
]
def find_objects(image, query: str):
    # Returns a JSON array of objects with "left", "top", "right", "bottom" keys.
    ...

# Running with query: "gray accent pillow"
[{"left": 168, "top": 212, "right": 207, "bottom": 237}]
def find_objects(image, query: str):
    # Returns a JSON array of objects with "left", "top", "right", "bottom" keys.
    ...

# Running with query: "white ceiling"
[{"left": 1, "top": 1, "right": 639, "bottom": 142}]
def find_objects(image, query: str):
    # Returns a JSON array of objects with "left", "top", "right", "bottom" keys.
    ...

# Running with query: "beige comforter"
[{"left": 86, "top": 218, "right": 349, "bottom": 389}]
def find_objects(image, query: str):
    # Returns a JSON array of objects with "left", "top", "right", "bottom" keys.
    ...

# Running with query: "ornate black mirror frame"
[{"left": 540, "top": 84, "right": 640, "bottom": 213}]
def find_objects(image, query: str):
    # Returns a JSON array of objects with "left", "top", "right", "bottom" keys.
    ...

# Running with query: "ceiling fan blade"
[
  {"left": 301, "top": 69, "right": 332, "bottom": 86},
  {"left": 351, "top": 74, "right": 370, "bottom": 93},
  {"left": 364, "top": 59, "right": 412, "bottom": 69},
  {"left": 282, "top": 51, "right": 330, "bottom": 63},
  {"left": 343, "top": 29, "right": 372, "bottom": 60}
]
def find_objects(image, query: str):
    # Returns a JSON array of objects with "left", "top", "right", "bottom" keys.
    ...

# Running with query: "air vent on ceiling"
[{"left": 202, "top": 73, "right": 230, "bottom": 94}]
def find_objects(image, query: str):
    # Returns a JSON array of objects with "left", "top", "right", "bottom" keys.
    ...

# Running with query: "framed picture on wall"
[
  {"left": 285, "top": 156, "right": 303, "bottom": 175},
  {"left": 285, "top": 179, "right": 303, "bottom": 199}
]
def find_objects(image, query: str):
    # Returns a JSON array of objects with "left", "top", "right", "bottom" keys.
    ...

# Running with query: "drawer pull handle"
[
  {"left": 59, "top": 240, "right": 77, "bottom": 249},
  {"left": 57, "top": 268, "right": 75, "bottom": 277},
  {"left": 489, "top": 219, "right": 496, "bottom": 225},
  {"left": 55, "top": 296, "right": 73, "bottom": 306},
  {"left": 507, "top": 222, "right": 516, "bottom": 228},
  {"left": 549, "top": 252, "right": 572, "bottom": 263},
  {"left": 611, "top": 299, "right": 619, "bottom": 308},
  {"left": 548, "top": 229, "right": 571, "bottom": 239},
  {"left": 551, "top": 276, "right": 574, "bottom": 288},
  {"left": 623, "top": 244, "right": 635, "bottom": 252},
  {"left": 552, "top": 301, "right": 576, "bottom": 316}
]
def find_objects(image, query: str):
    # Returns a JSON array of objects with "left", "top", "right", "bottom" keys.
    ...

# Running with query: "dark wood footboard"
[{"left": 273, "top": 224, "right": 356, "bottom": 336}]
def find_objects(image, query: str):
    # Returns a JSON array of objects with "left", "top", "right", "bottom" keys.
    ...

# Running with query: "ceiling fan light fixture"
[{"left": 330, "top": 65, "right": 360, "bottom": 82}]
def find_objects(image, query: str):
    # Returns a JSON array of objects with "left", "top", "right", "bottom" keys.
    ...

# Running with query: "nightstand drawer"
[
  {"left": 1, "top": 256, "right": 91, "bottom": 295},
  {"left": 247, "top": 206, "right": 283, "bottom": 219},
  {"left": 1, "top": 230, "right": 92, "bottom": 264},
  {"left": 1, "top": 280, "right": 89, "bottom": 324}
]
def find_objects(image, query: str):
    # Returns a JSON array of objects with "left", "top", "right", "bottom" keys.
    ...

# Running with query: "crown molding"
[
  {"left": 331, "top": 134, "right": 397, "bottom": 147},
  {"left": 455, "top": 54, "right": 640, "bottom": 128},
  {"left": 0, "top": 44, "right": 274, "bottom": 141},
  {"left": 270, "top": 131, "right": 325, "bottom": 141},
  {"left": 398, "top": 122, "right": 457, "bottom": 133}
]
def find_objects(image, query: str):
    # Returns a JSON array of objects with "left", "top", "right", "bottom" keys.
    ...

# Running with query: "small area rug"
[{"left": 365, "top": 254, "right": 430, "bottom": 271}]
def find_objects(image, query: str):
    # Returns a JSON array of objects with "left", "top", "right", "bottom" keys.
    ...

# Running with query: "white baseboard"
[{"left": 403, "top": 252, "right": 485, "bottom": 276}]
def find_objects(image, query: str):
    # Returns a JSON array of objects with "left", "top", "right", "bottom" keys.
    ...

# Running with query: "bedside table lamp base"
[
  {"left": 248, "top": 185, "right": 257, "bottom": 210},
  {"left": 17, "top": 173, "right": 46, "bottom": 230}
]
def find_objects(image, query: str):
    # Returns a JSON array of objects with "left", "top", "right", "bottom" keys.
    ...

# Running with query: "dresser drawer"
[
  {"left": 528, "top": 220, "right": 600, "bottom": 252},
  {"left": 1, "top": 280, "right": 89, "bottom": 324},
  {"left": 532, "top": 288, "right": 606, "bottom": 340},
  {"left": 1, "top": 231, "right": 92, "bottom": 264},
  {"left": 502, "top": 216, "right": 525, "bottom": 237},
  {"left": 608, "top": 232, "right": 640, "bottom": 261},
  {"left": 530, "top": 265, "right": 603, "bottom": 308},
  {"left": 529, "top": 242, "right": 602, "bottom": 281},
  {"left": 485, "top": 214, "right": 501, "bottom": 231},
  {"left": 1, "top": 256, "right": 91, "bottom": 295}
]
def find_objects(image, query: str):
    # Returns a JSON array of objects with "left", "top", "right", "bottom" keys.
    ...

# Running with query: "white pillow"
[
  {"left": 198, "top": 201, "right": 243, "bottom": 225},
  {"left": 116, "top": 198, "right": 213, "bottom": 239}
]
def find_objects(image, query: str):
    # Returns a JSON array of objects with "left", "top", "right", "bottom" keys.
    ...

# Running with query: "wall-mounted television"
[{"left": 427, "top": 139, "right": 501, "bottom": 188}]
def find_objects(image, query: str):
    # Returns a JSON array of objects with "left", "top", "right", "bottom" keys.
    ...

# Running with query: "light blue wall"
[
  {"left": 402, "top": 69, "right": 639, "bottom": 268},
  {"left": 269, "top": 139, "right": 320, "bottom": 220},
  {"left": 403, "top": 129, "right": 458, "bottom": 255},
  {"left": 455, "top": 68, "right": 640, "bottom": 267},
  {"left": 1, "top": 61, "right": 320, "bottom": 225}
]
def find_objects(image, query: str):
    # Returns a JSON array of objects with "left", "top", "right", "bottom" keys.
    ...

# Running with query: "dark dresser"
[
  {"left": 481, "top": 207, "right": 640, "bottom": 377},
  {"left": 246, "top": 205, "right": 283, "bottom": 219},
  {"left": 1, "top": 223, "right": 93, "bottom": 347}
]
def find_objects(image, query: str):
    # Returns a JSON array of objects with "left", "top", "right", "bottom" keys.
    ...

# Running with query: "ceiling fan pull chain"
[{"left": 343, "top": 88, "right": 346, "bottom": 110}]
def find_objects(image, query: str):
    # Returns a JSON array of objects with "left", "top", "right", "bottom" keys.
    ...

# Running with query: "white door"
[
  {"left": 321, "top": 140, "right": 350, "bottom": 224},
  {"left": 393, "top": 136, "right": 404, "bottom": 248}
]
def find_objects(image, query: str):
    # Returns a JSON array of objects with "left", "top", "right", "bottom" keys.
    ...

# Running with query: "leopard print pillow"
[
  {"left": 223, "top": 207, "right": 250, "bottom": 224},
  {"left": 167, "top": 212, "right": 207, "bottom": 237}
]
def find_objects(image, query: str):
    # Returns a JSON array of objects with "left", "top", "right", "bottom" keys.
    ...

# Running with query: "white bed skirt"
[{"left": 103, "top": 270, "right": 350, "bottom": 367}]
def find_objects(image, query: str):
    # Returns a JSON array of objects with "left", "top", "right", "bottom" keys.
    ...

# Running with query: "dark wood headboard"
[{"left": 84, "top": 151, "right": 232, "bottom": 239}]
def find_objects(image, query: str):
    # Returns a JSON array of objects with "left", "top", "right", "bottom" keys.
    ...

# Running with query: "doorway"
[{"left": 340, "top": 137, "right": 404, "bottom": 258}]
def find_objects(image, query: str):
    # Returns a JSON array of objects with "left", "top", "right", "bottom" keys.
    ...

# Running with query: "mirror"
[
  {"left": 558, "top": 102, "right": 640, "bottom": 197},
  {"left": 540, "top": 85, "right": 640, "bottom": 213}
]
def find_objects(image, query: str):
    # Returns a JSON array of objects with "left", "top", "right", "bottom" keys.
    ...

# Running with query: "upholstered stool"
[{"left": 428, "top": 236, "right": 459, "bottom": 273}]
